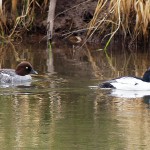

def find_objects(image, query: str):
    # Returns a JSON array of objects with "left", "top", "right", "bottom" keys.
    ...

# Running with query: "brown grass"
[
  {"left": 0, "top": 0, "right": 49, "bottom": 40},
  {"left": 87, "top": 0, "right": 150, "bottom": 47}
]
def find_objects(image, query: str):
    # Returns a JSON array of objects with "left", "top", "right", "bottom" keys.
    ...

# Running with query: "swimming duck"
[
  {"left": 0, "top": 61, "right": 38, "bottom": 83},
  {"left": 99, "top": 68, "right": 150, "bottom": 91}
]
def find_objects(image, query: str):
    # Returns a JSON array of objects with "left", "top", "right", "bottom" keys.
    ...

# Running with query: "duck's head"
[
  {"left": 15, "top": 61, "right": 38, "bottom": 76},
  {"left": 142, "top": 67, "right": 150, "bottom": 82}
]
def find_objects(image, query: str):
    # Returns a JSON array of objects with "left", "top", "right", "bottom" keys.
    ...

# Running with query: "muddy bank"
[
  {"left": 32, "top": 0, "right": 98, "bottom": 43},
  {"left": 21, "top": 0, "right": 99, "bottom": 44},
  {"left": 39, "top": 0, "right": 150, "bottom": 49},
  {"left": 53, "top": 0, "right": 97, "bottom": 39},
  {"left": 5, "top": 0, "right": 97, "bottom": 44}
]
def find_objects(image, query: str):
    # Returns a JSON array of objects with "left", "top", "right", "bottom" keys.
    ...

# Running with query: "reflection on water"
[
  {"left": 110, "top": 89, "right": 150, "bottom": 98},
  {"left": 0, "top": 42, "right": 150, "bottom": 149}
]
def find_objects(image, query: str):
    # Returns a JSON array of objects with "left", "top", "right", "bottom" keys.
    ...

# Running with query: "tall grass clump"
[
  {"left": 0, "top": 0, "right": 49, "bottom": 40},
  {"left": 87, "top": 0, "right": 150, "bottom": 48}
]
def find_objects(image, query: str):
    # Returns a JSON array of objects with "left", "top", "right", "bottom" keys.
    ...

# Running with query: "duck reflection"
[
  {"left": 0, "top": 81, "right": 32, "bottom": 88},
  {"left": 110, "top": 89, "right": 150, "bottom": 98},
  {"left": 143, "top": 96, "right": 150, "bottom": 108}
]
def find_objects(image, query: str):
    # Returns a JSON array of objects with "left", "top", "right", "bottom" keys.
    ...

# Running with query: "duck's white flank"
[
  {"left": 0, "top": 72, "right": 32, "bottom": 83},
  {"left": 109, "top": 77, "right": 150, "bottom": 91}
]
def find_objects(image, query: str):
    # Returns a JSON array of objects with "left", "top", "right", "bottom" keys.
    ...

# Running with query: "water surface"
[{"left": 0, "top": 42, "right": 150, "bottom": 149}]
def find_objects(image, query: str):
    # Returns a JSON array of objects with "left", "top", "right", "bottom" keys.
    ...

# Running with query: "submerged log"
[{"left": 47, "top": 0, "right": 57, "bottom": 41}]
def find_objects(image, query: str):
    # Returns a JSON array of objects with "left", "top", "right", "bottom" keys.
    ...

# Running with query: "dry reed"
[
  {"left": 87, "top": 0, "right": 150, "bottom": 47},
  {"left": 0, "top": 0, "right": 49, "bottom": 40}
]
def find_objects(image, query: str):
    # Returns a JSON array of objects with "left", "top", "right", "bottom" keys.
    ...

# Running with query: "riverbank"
[{"left": 0, "top": 0, "right": 150, "bottom": 49}]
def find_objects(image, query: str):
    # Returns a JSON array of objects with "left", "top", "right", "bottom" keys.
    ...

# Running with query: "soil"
[
  {"left": 54, "top": 0, "right": 97, "bottom": 36},
  {"left": 36, "top": 0, "right": 141, "bottom": 47},
  {"left": 34, "top": 0, "right": 98, "bottom": 43},
  {"left": 44, "top": 0, "right": 150, "bottom": 48}
]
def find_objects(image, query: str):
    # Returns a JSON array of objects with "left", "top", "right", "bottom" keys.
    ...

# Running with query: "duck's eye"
[{"left": 26, "top": 66, "right": 29, "bottom": 70}]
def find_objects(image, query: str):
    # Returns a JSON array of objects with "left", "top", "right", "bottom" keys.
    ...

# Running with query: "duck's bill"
[{"left": 30, "top": 69, "right": 38, "bottom": 75}]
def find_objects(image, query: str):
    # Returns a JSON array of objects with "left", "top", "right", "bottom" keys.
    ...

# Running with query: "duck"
[
  {"left": 0, "top": 61, "right": 38, "bottom": 83},
  {"left": 99, "top": 68, "right": 150, "bottom": 91}
]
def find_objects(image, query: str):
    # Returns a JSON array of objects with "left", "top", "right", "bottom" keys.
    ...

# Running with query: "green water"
[{"left": 0, "top": 42, "right": 150, "bottom": 149}]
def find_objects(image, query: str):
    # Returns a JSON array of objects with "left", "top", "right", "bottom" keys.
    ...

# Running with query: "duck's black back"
[{"left": 142, "top": 69, "right": 150, "bottom": 82}]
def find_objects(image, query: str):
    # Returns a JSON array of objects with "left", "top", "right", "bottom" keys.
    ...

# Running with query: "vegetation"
[
  {"left": 0, "top": 0, "right": 48, "bottom": 41},
  {"left": 0, "top": 0, "right": 150, "bottom": 47},
  {"left": 87, "top": 0, "right": 150, "bottom": 48}
]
